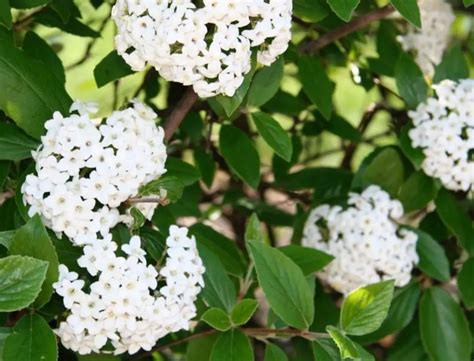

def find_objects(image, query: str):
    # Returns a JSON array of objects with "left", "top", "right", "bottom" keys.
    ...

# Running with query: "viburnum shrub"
[{"left": 0, "top": 0, "right": 473, "bottom": 361}]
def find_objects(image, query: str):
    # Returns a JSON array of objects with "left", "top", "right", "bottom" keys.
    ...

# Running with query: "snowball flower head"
[
  {"left": 21, "top": 100, "right": 167, "bottom": 246},
  {"left": 397, "top": 0, "right": 454, "bottom": 75},
  {"left": 302, "top": 186, "right": 418, "bottom": 295},
  {"left": 53, "top": 225, "right": 205, "bottom": 355},
  {"left": 408, "top": 79, "right": 474, "bottom": 192},
  {"left": 111, "top": 0, "right": 292, "bottom": 98}
]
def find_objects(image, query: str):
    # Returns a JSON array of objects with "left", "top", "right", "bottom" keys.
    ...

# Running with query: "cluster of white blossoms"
[
  {"left": 53, "top": 226, "right": 205, "bottom": 355},
  {"left": 408, "top": 79, "right": 474, "bottom": 192},
  {"left": 397, "top": 0, "right": 454, "bottom": 75},
  {"left": 21, "top": 101, "right": 167, "bottom": 246},
  {"left": 302, "top": 186, "right": 418, "bottom": 295},
  {"left": 112, "top": 0, "right": 292, "bottom": 98}
]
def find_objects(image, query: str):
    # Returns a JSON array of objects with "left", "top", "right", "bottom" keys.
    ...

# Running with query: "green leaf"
[
  {"left": 326, "top": 0, "right": 360, "bottom": 21},
  {"left": 326, "top": 326, "right": 360, "bottom": 359},
  {"left": 398, "top": 171, "right": 437, "bottom": 212},
  {"left": 211, "top": 330, "right": 253, "bottom": 361},
  {"left": 358, "top": 148, "right": 405, "bottom": 197},
  {"left": 419, "top": 287, "right": 471, "bottom": 361},
  {"left": 201, "top": 308, "right": 232, "bottom": 331},
  {"left": 341, "top": 280, "right": 395, "bottom": 336},
  {"left": 194, "top": 149, "right": 216, "bottom": 188},
  {"left": 294, "top": 0, "right": 330, "bottom": 23},
  {"left": 0, "top": 39, "right": 72, "bottom": 138},
  {"left": 435, "top": 189, "right": 474, "bottom": 254},
  {"left": 139, "top": 175, "right": 184, "bottom": 202},
  {"left": 0, "top": 327, "right": 12, "bottom": 359},
  {"left": 94, "top": 50, "right": 134, "bottom": 88},
  {"left": 187, "top": 334, "right": 218, "bottom": 361},
  {"left": 252, "top": 112, "right": 292, "bottom": 161},
  {"left": 36, "top": 10, "right": 99, "bottom": 38},
  {"left": 399, "top": 124, "right": 424, "bottom": 168},
  {"left": 0, "top": 0, "right": 12, "bottom": 29},
  {"left": 395, "top": 53, "right": 428, "bottom": 108},
  {"left": 0, "top": 230, "right": 15, "bottom": 249},
  {"left": 0, "top": 255, "right": 48, "bottom": 312},
  {"left": 247, "top": 57, "right": 284, "bottom": 107},
  {"left": 231, "top": 299, "right": 258, "bottom": 326},
  {"left": 387, "top": 320, "right": 428, "bottom": 361},
  {"left": 278, "top": 245, "right": 333, "bottom": 276},
  {"left": 312, "top": 338, "right": 341, "bottom": 361},
  {"left": 390, "top": 0, "right": 421, "bottom": 27},
  {"left": 23, "top": 31, "right": 65, "bottom": 84},
  {"left": 166, "top": 158, "right": 201, "bottom": 186},
  {"left": 219, "top": 125, "right": 260, "bottom": 189},
  {"left": 9, "top": 216, "right": 59, "bottom": 308},
  {"left": 355, "top": 283, "right": 421, "bottom": 344},
  {"left": 50, "top": 0, "right": 76, "bottom": 22},
  {"left": 0, "top": 122, "right": 38, "bottom": 161},
  {"left": 457, "top": 258, "right": 474, "bottom": 308},
  {"left": 9, "top": 0, "right": 50, "bottom": 8},
  {"left": 264, "top": 343, "right": 288, "bottom": 361},
  {"left": 248, "top": 240, "right": 314, "bottom": 329},
  {"left": 325, "top": 115, "right": 361, "bottom": 142},
  {"left": 298, "top": 56, "right": 335, "bottom": 119},
  {"left": 433, "top": 45, "right": 469, "bottom": 83},
  {"left": 197, "top": 244, "right": 236, "bottom": 312},
  {"left": 130, "top": 207, "right": 146, "bottom": 231},
  {"left": 3, "top": 314, "right": 57, "bottom": 361},
  {"left": 464, "top": 0, "right": 474, "bottom": 6},
  {"left": 245, "top": 213, "right": 265, "bottom": 244},
  {"left": 407, "top": 227, "right": 450, "bottom": 282}
]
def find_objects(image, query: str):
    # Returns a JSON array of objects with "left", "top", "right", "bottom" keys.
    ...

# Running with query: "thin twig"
[
  {"left": 300, "top": 5, "right": 395, "bottom": 53},
  {"left": 164, "top": 87, "right": 199, "bottom": 142}
]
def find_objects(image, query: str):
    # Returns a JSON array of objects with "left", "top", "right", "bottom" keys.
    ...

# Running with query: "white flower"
[
  {"left": 397, "top": 0, "right": 454, "bottom": 75},
  {"left": 53, "top": 226, "right": 205, "bottom": 356},
  {"left": 408, "top": 79, "right": 474, "bottom": 192},
  {"left": 302, "top": 186, "right": 419, "bottom": 295},
  {"left": 111, "top": 0, "right": 292, "bottom": 97},
  {"left": 21, "top": 100, "right": 167, "bottom": 246}
]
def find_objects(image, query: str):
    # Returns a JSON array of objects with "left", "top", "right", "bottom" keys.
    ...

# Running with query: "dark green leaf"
[
  {"left": 248, "top": 240, "right": 314, "bottom": 329},
  {"left": 36, "top": 10, "right": 99, "bottom": 38},
  {"left": 341, "top": 280, "right": 395, "bottom": 336},
  {"left": 9, "top": 215, "right": 59, "bottom": 308},
  {"left": 0, "top": 39, "right": 72, "bottom": 138},
  {"left": 187, "top": 334, "right": 218, "bottom": 361},
  {"left": 211, "top": 330, "right": 253, "bottom": 361},
  {"left": 194, "top": 149, "right": 216, "bottom": 188},
  {"left": 326, "top": 326, "right": 360, "bottom": 359},
  {"left": 10, "top": 0, "right": 49, "bottom": 8},
  {"left": 326, "top": 0, "right": 360, "bottom": 21},
  {"left": 387, "top": 319, "right": 428, "bottom": 361},
  {"left": 0, "top": 230, "right": 15, "bottom": 249},
  {"left": 94, "top": 50, "right": 134, "bottom": 88},
  {"left": 0, "top": 255, "right": 48, "bottom": 312},
  {"left": 166, "top": 158, "right": 201, "bottom": 186},
  {"left": 419, "top": 287, "right": 471, "bottom": 361},
  {"left": 0, "top": 122, "right": 39, "bottom": 161},
  {"left": 264, "top": 343, "right": 288, "bottom": 361},
  {"left": 0, "top": 0, "right": 12, "bottom": 28},
  {"left": 263, "top": 91, "right": 307, "bottom": 116},
  {"left": 457, "top": 258, "right": 474, "bottom": 308},
  {"left": 325, "top": 115, "right": 361, "bottom": 142},
  {"left": 3, "top": 314, "right": 57, "bottom": 361},
  {"left": 399, "top": 124, "right": 424, "bottom": 168},
  {"left": 197, "top": 244, "right": 236, "bottom": 312},
  {"left": 433, "top": 46, "right": 469, "bottom": 83},
  {"left": 312, "top": 338, "right": 341, "bottom": 361},
  {"left": 252, "top": 112, "right": 292, "bottom": 161},
  {"left": 139, "top": 175, "right": 184, "bottom": 202},
  {"left": 50, "top": 0, "right": 77, "bottom": 22},
  {"left": 247, "top": 57, "right": 284, "bottom": 107},
  {"left": 298, "top": 56, "right": 334, "bottom": 119},
  {"left": 398, "top": 171, "right": 437, "bottom": 212},
  {"left": 390, "top": 0, "right": 421, "bottom": 27},
  {"left": 435, "top": 189, "right": 474, "bottom": 254},
  {"left": 130, "top": 207, "right": 146, "bottom": 231},
  {"left": 201, "top": 308, "right": 232, "bottom": 331},
  {"left": 293, "top": 0, "right": 330, "bottom": 23},
  {"left": 231, "top": 299, "right": 258, "bottom": 326},
  {"left": 245, "top": 213, "right": 265, "bottom": 244},
  {"left": 464, "top": 0, "right": 474, "bottom": 6},
  {"left": 278, "top": 245, "right": 333, "bottom": 276},
  {"left": 219, "top": 125, "right": 260, "bottom": 189},
  {"left": 395, "top": 52, "right": 428, "bottom": 108},
  {"left": 23, "top": 31, "right": 65, "bottom": 84}
]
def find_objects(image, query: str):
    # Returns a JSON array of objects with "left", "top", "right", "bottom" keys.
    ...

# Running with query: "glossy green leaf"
[
  {"left": 399, "top": 125, "right": 424, "bottom": 168},
  {"left": 139, "top": 175, "right": 184, "bottom": 202},
  {"left": 264, "top": 343, "right": 288, "bottom": 361},
  {"left": 294, "top": 0, "right": 330, "bottom": 23},
  {"left": 398, "top": 171, "right": 437, "bottom": 212},
  {"left": 390, "top": 0, "right": 421, "bottom": 27},
  {"left": 457, "top": 258, "right": 474, "bottom": 308},
  {"left": 187, "top": 334, "right": 218, "bottom": 361},
  {"left": 211, "top": 330, "right": 253, "bottom": 361},
  {"left": 419, "top": 287, "right": 471, "bottom": 361},
  {"left": 3, "top": 314, "right": 57, "bottom": 361},
  {"left": 312, "top": 338, "right": 341, "bottom": 361},
  {"left": 194, "top": 149, "right": 216, "bottom": 188},
  {"left": 326, "top": 326, "right": 360, "bottom": 359},
  {"left": 9, "top": 215, "right": 59, "bottom": 308},
  {"left": 464, "top": 0, "right": 474, "bottom": 6},
  {"left": 326, "top": 0, "right": 360, "bottom": 21},
  {"left": 201, "top": 308, "right": 232, "bottom": 331},
  {"left": 245, "top": 213, "right": 265, "bottom": 244},
  {"left": 341, "top": 280, "right": 395, "bottom": 336},
  {"left": 94, "top": 50, "right": 134, "bottom": 88},
  {"left": 0, "top": 0, "right": 12, "bottom": 29},
  {"left": 10, "top": 0, "right": 50, "bottom": 8},
  {"left": 433, "top": 46, "right": 470, "bottom": 83},
  {"left": 252, "top": 112, "right": 292, "bottom": 161},
  {"left": 278, "top": 245, "right": 333, "bottom": 276},
  {"left": 166, "top": 158, "right": 201, "bottom": 186},
  {"left": 219, "top": 125, "right": 260, "bottom": 189},
  {"left": 247, "top": 57, "right": 284, "bottom": 107},
  {"left": 395, "top": 53, "right": 428, "bottom": 109},
  {"left": 248, "top": 240, "right": 314, "bottom": 329},
  {"left": 231, "top": 299, "right": 258, "bottom": 326},
  {"left": 0, "top": 255, "right": 48, "bottom": 312},
  {"left": 0, "top": 122, "right": 38, "bottom": 161}
]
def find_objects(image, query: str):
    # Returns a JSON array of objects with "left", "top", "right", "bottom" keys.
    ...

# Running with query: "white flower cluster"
[
  {"left": 21, "top": 101, "right": 167, "bottom": 246},
  {"left": 112, "top": 0, "right": 292, "bottom": 98},
  {"left": 408, "top": 79, "right": 474, "bottom": 192},
  {"left": 397, "top": 0, "right": 454, "bottom": 75},
  {"left": 53, "top": 226, "right": 205, "bottom": 355},
  {"left": 302, "top": 186, "right": 418, "bottom": 295}
]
